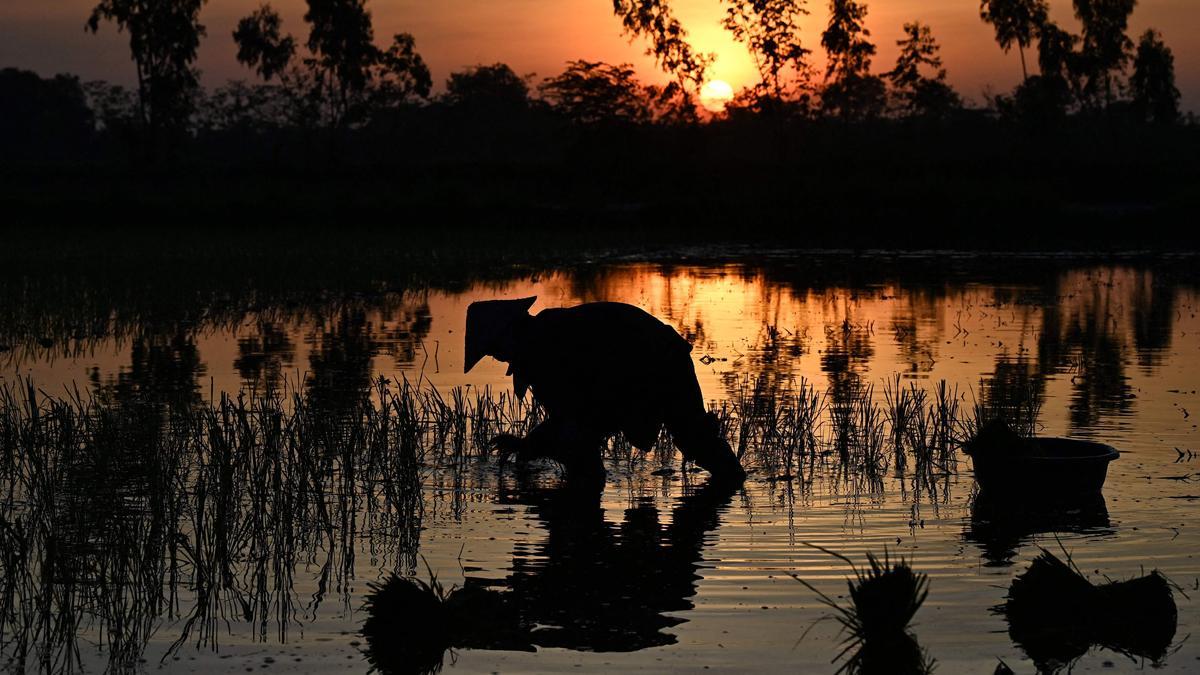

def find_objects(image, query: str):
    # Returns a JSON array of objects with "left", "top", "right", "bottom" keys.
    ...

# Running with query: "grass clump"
[
  {"left": 792, "top": 544, "right": 935, "bottom": 675},
  {"left": 361, "top": 564, "right": 529, "bottom": 675},
  {"left": 1002, "top": 547, "right": 1179, "bottom": 672}
]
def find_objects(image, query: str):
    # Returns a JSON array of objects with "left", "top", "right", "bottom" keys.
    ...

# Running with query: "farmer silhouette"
[{"left": 464, "top": 297, "right": 744, "bottom": 481}]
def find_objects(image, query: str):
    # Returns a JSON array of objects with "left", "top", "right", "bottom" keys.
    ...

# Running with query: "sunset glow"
[
  {"left": 2, "top": 0, "right": 1195, "bottom": 107},
  {"left": 2, "top": 0, "right": 1199, "bottom": 670},
  {"left": 699, "top": 79, "right": 734, "bottom": 112}
]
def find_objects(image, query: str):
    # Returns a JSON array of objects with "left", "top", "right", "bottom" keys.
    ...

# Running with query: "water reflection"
[
  {"left": 1000, "top": 547, "right": 1179, "bottom": 673},
  {"left": 235, "top": 320, "right": 295, "bottom": 387},
  {"left": 92, "top": 331, "right": 206, "bottom": 407},
  {"left": 499, "top": 475, "right": 736, "bottom": 650},
  {"left": 362, "top": 474, "right": 738, "bottom": 673},
  {"left": 1132, "top": 270, "right": 1177, "bottom": 369},
  {"left": 965, "top": 492, "right": 1113, "bottom": 567},
  {"left": 3, "top": 260, "right": 1194, "bottom": 444},
  {"left": 307, "top": 308, "right": 378, "bottom": 414}
]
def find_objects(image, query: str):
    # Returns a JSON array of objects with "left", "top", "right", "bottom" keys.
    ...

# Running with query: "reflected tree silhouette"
[
  {"left": 376, "top": 300, "right": 434, "bottom": 366},
  {"left": 820, "top": 308, "right": 877, "bottom": 472},
  {"left": 1131, "top": 271, "right": 1176, "bottom": 369},
  {"left": 1066, "top": 326, "right": 1133, "bottom": 430},
  {"left": 976, "top": 354, "right": 1046, "bottom": 437},
  {"left": 95, "top": 331, "right": 206, "bottom": 410},
  {"left": 1064, "top": 289, "right": 1134, "bottom": 430},
  {"left": 821, "top": 311, "right": 875, "bottom": 402},
  {"left": 306, "top": 307, "right": 378, "bottom": 417},
  {"left": 1030, "top": 272, "right": 1136, "bottom": 432},
  {"left": 235, "top": 321, "right": 296, "bottom": 388},
  {"left": 884, "top": 285, "right": 947, "bottom": 377}
]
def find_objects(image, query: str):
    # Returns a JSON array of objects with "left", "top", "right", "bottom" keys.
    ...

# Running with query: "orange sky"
[{"left": 2, "top": 0, "right": 1197, "bottom": 109}]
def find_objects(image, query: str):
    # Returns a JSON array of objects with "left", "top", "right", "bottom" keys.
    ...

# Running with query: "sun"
[{"left": 699, "top": 80, "right": 734, "bottom": 113}]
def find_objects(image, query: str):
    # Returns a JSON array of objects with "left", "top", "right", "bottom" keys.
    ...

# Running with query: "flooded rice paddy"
[{"left": 1, "top": 254, "right": 1198, "bottom": 673}]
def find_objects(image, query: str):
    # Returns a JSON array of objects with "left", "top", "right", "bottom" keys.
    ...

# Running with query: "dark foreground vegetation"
[
  {"left": 794, "top": 546, "right": 934, "bottom": 675},
  {"left": 6, "top": 346, "right": 1162, "bottom": 671},
  {"left": 0, "top": 366, "right": 1013, "bottom": 670},
  {"left": 2, "top": 0, "right": 1198, "bottom": 248},
  {"left": 1002, "top": 548, "right": 1179, "bottom": 672}
]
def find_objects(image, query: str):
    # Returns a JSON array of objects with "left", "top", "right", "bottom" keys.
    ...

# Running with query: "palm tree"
[{"left": 979, "top": 0, "right": 1050, "bottom": 80}]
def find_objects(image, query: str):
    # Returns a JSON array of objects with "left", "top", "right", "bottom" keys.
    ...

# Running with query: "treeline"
[
  {"left": 4, "top": 0, "right": 1199, "bottom": 246},
  {"left": 0, "top": 0, "right": 1189, "bottom": 165}
]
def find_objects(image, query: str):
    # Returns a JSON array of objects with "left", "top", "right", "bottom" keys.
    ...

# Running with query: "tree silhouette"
[
  {"left": 979, "top": 0, "right": 1049, "bottom": 80},
  {"left": 1032, "top": 21, "right": 1080, "bottom": 114},
  {"left": 999, "top": 19, "right": 1086, "bottom": 125},
  {"left": 721, "top": 0, "right": 813, "bottom": 108},
  {"left": 1072, "top": 0, "right": 1137, "bottom": 109},
  {"left": 820, "top": 0, "right": 885, "bottom": 119},
  {"left": 539, "top": 61, "right": 650, "bottom": 124},
  {"left": 372, "top": 33, "right": 433, "bottom": 108},
  {"left": 611, "top": 0, "right": 712, "bottom": 98},
  {"left": 444, "top": 63, "right": 532, "bottom": 112},
  {"left": 86, "top": 0, "right": 207, "bottom": 148},
  {"left": 0, "top": 69, "right": 94, "bottom": 159},
  {"left": 822, "top": 0, "right": 873, "bottom": 81},
  {"left": 84, "top": 80, "right": 139, "bottom": 134},
  {"left": 196, "top": 80, "right": 293, "bottom": 133},
  {"left": 1130, "top": 29, "right": 1179, "bottom": 124},
  {"left": 304, "top": 0, "right": 375, "bottom": 119},
  {"left": 886, "top": 22, "right": 959, "bottom": 118},
  {"left": 233, "top": 1, "right": 429, "bottom": 132},
  {"left": 233, "top": 5, "right": 296, "bottom": 82},
  {"left": 1036, "top": 21, "right": 1079, "bottom": 87}
]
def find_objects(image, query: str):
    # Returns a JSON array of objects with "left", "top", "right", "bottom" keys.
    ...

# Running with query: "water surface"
[{"left": 2, "top": 254, "right": 1198, "bottom": 673}]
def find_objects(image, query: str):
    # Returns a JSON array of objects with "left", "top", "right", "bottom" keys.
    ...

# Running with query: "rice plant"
[
  {"left": 0, "top": 368, "right": 999, "bottom": 669},
  {"left": 792, "top": 544, "right": 935, "bottom": 675},
  {"left": 1002, "top": 547, "right": 1179, "bottom": 672}
]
